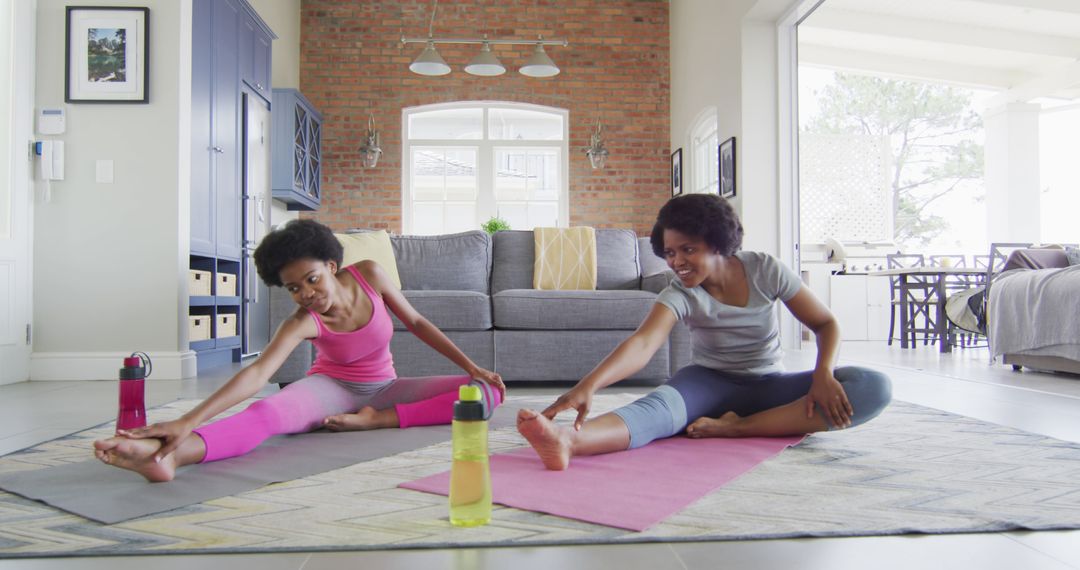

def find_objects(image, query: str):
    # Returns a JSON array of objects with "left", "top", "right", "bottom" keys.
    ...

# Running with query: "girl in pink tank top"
[{"left": 92, "top": 220, "right": 503, "bottom": 482}]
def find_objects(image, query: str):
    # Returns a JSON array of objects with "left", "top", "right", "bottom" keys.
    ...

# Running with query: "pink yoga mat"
[{"left": 400, "top": 434, "right": 804, "bottom": 531}]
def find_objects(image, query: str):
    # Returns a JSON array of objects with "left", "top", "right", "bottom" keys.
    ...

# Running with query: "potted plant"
[{"left": 481, "top": 217, "right": 511, "bottom": 235}]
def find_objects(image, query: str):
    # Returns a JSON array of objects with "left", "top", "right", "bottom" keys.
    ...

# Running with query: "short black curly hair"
[
  {"left": 649, "top": 194, "right": 743, "bottom": 258},
  {"left": 253, "top": 219, "right": 344, "bottom": 287}
]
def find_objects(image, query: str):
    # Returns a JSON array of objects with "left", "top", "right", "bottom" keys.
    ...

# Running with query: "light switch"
[{"left": 96, "top": 160, "right": 113, "bottom": 183}]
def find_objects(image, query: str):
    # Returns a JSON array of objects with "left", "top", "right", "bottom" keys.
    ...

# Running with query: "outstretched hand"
[
  {"left": 115, "top": 418, "right": 195, "bottom": 462},
  {"left": 469, "top": 367, "right": 506, "bottom": 399},
  {"left": 541, "top": 385, "right": 594, "bottom": 431},
  {"left": 806, "top": 370, "right": 853, "bottom": 428}
]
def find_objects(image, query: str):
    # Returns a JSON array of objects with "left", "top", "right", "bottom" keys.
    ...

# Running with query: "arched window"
[
  {"left": 402, "top": 102, "right": 569, "bottom": 235},
  {"left": 689, "top": 107, "right": 719, "bottom": 194}
]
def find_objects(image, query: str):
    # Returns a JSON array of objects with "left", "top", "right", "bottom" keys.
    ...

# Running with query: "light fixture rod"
[{"left": 401, "top": 35, "right": 568, "bottom": 47}]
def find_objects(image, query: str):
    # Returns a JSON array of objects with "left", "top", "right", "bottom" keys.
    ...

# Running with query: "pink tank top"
[{"left": 306, "top": 265, "right": 397, "bottom": 382}]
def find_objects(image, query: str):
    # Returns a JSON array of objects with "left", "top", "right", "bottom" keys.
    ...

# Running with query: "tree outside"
[{"left": 801, "top": 71, "right": 985, "bottom": 251}]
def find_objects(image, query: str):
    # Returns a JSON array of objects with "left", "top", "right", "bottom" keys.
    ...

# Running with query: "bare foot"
[
  {"left": 686, "top": 411, "right": 742, "bottom": 438},
  {"left": 93, "top": 436, "right": 177, "bottom": 482},
  {"left": 516, "top": 408, "right": 573, "bottom": 471},
  {"left": 323, "top": 406, "right": 398, "bottom": 432}
]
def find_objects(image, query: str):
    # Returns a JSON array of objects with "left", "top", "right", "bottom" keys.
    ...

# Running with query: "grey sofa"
[{"left": 270, "top": 229, "right": 689, "bottom": 384}]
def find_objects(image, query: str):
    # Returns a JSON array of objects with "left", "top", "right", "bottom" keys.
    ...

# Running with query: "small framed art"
[
  {"left": 671, "top": 148, "right": 683, "bottom": 196},
  {"left": 65, "top": 7, "right": 150, "bottom": 103},
  {"left": 719, "top": 136, "right": 736, "bottom": 198}
]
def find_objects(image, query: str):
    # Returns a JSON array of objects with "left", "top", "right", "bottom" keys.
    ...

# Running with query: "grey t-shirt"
[{"left": 656, "top": 251, "right": 802, "bottom": 374}]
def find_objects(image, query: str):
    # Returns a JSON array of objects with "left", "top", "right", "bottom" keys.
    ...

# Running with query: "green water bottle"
[{"left": 449, "top": 384, "right": 492, "bottom": 527}]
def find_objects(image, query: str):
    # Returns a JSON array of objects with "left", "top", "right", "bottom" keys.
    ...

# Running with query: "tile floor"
[{"left": 1, "top": 342, "right": 1078, "bottom": 569}]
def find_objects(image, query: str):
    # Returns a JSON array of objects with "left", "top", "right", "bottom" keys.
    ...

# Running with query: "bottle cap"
[
  {"left": 123, "top": 356, "right": 141, "bottom": 368},
  {"left": 458, "top": 384, "right": 482, "bottom": 401},
  {"left": 453, "top": 385, "right": 486, "bottom": 421}
]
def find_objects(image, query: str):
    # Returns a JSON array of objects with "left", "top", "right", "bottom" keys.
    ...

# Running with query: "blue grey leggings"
[{"left": 612, "top": 365, "right": 892, "bottom": 449}]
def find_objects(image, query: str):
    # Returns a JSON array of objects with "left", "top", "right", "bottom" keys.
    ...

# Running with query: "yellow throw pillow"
[
  {"left": 335, "top": 230, "right": 402, "bottom": 289},
  {"left": 533, "top": 227, "right": 598, "bottom": 290}
]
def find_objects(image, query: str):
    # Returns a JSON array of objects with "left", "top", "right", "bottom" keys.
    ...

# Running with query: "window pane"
[
  {"left": 528, "top": 149, "right": 560, "bottom": 200},
  {"left": 411, "top": 148, "right": 444, "bottom": 201},
  {"left": 488, "top": 108, "right": 563, "bottom": 141},
  {"left": 412, "top": 203, "right": 445, "bottom": 235},
  {"left": 494, "top": 149, "right": 529, "bottom": 201},
  {"left": 409, "top": 108, "right": 483, "bottom": 140},
  {"left": 528, "top": 202, "right": 559, "bottom": 228},
  {"left": 444, "top": 149, "right": 477, "bottom": 200},
  {"left": 496, "top": 202, "right": 528, "bottom": 230},
  {"left": 444, "top": 202, "right": 477, "bottom": 234}
]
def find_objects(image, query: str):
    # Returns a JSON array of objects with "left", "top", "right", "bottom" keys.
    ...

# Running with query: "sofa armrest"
[
  {"left": 1003, "top": 248, "right": 1069, "bottom": 272},
  {"left": 641, "top": 269, "right": 674, "bottom": 294}
]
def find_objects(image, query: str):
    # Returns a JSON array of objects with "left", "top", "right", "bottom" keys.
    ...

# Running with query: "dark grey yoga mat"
[{"left": 0, "top": 404, "right": 521, "bottom": 524}]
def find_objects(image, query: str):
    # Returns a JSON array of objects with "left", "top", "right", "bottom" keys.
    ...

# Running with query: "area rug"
[
  {"left": 0, "top": 394, "right": 1078, "bottom": 558},
  {"left": 402, "top": 434, "right": 804, "bottom": 531},
  {"left": 0, "top": 400, "right": 522, "bottom": 524}
]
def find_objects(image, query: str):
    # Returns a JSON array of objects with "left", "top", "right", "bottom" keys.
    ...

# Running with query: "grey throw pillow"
[{"left": 1065, "top": 246, "right": 1080, "bottom": 267}]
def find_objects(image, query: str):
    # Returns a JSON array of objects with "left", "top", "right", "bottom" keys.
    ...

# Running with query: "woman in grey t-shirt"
[{"left": 517, "top": 194, "right": 891, "bottom": 470}]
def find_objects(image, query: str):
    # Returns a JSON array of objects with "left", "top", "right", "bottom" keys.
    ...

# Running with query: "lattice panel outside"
[{"left": 800, "top": 133, "right": 893, "bottom": 244}]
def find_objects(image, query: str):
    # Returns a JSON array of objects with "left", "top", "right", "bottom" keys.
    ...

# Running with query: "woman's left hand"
[
  {"left": 806, "top": 370, "right": 853, "bottom": 428},
  {"left": 469, "top": 367, "right": 506, "bottom": 399}
]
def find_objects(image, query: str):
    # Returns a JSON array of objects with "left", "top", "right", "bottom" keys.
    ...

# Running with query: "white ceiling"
[{"left": 798, "top": 0, "right": 1080, "bottom": 105}]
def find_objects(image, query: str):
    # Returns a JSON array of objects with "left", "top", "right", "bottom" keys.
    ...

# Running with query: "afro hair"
[
  {"left": 649, "top": 193, "right": 743, "bottom": 258},
  {"left": 253, "top": 219, "right": 344, "bottom": 287}
]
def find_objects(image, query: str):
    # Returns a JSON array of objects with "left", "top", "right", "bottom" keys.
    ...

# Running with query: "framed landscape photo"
[
  {"left": 671, "top": 148, "right": 683, "bottom": 196},
  {"left": 719, "top": 136, "right": 736, "bottom": 198},
  {"left": 66, "top": 7, "right": 150, "bottom": 103}
]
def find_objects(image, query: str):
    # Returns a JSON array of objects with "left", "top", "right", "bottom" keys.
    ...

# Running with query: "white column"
[{"left": 983, "top": 103, "right": 1041, "bottom": 243}]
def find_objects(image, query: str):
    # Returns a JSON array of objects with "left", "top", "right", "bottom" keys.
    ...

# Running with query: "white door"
[{"left": 0, "top": 0, "right": 34, "bottom": 384}]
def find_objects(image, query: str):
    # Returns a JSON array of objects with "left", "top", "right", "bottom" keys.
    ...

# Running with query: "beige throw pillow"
[
  {"left": 335, "top": 230, "right": 402, "bottom": 289},
  {"left": 533, "top": 227, "right": 598, "bottom": 290}
]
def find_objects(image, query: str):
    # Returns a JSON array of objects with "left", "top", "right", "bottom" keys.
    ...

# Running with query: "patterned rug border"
[{"left": 1, "top": 397, "right": 1078, "bottom": 558}]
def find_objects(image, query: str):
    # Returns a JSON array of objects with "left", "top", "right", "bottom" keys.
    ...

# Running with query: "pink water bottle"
[{"left": 117, "top": 352, "right": 151, "bottom": 432}]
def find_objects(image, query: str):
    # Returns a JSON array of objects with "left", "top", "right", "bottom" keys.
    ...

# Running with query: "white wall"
[
  {"left": 32, "top": 0, "right": 194, "bottom": 380},
  {"left": 248, "top": 0, "right": 299, "bottom": 90},
  {"left": 670, "top": 0, "right": 801, "bottom": 256}
]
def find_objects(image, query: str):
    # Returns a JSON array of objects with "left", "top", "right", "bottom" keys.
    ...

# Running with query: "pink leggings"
[{"left": 192, "top": 374, "right": 502, "bottom": 463}]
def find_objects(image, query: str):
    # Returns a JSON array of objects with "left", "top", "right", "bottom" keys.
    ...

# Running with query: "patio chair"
[{"left": 886, "top": 253, "right": 936, "bottom": 347}]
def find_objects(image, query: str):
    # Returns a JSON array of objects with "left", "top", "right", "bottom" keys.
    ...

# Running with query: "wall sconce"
[
  {"left": 360, "top": 114, "right": 382, "bottom": 168},
  {"left": 583, "top": 119, "right": 609, "bottom": 169},
  {"left": 401, "top": 1, "right": 566, "bottom": 78}
]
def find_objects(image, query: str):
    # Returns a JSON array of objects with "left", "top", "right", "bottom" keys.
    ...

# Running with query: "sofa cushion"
[
  {"left": 492, "top": 229, "right": 641, "bottom": 293},
  {"left": 391, "top": 290, "right": 492, "bottom": 331},
  {"left": 493, "top": 289, "right": 657, "bottom": 330},
  {"left": 494, "top": 330, "right": 669, "bottom": 381},
  {"left": 391, "top": 231, "right": 491, "bottom": 293}
]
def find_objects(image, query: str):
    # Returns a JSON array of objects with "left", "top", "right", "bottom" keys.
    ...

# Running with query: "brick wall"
[{"left": 300, "top": 0, "right": 669, "bottom": 236}]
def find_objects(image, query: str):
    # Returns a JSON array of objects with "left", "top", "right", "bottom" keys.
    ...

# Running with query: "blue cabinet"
[
  {"left": 240, "top": 12, "right": 272, "bottom": 102},
  {"left": 190, "top": 0, "right": 275, "bottom": 371},
  {"left": 271, "top": 89, "right": 322, "bottom": 211}
]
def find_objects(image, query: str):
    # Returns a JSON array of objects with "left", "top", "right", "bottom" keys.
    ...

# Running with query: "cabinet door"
[
  {"left": 306, "top": 116, "right": 320, "bottom": 199},
  {"left": 190, "top": 0, "right": 215, "bottom": 256},
  {"left": 239, "top": 13, "right": 272, "bottom": 102},
  {"left": 830, "top": 274, "right": 870, "bottom": 341},
  {"left": 251, "top": 25, "right": 272, "bottom": 99},
  {"left": 293, "top": 104, "right": 309, "bottom": 193},
  {"left": 213, "top": 0, "right": 242, "bottom": 260}
]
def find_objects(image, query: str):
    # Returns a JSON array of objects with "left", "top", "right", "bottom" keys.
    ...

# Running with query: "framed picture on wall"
[
  {"left": 65, "top": 7, "right": 150, "bottom": 103},
  {"left": 671, "top": 148, "right": 683, "bottom": 196},
  {"left": 719, "top": 136, "right": 736, "bottom": 198}
]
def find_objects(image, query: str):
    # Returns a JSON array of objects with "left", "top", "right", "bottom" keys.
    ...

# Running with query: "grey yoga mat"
[{"left": 0, "top": 404, "right": 521, "bottom": 525}]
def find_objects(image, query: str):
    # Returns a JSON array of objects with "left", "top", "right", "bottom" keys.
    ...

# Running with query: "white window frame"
[
  {"left": 402, "top": 101, "right": 570, "bottom": 234},
  {"left": 688, "top": 106, "right": 719, "bottom": 194}
]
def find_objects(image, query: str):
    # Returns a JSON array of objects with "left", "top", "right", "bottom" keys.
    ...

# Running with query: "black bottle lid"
[{"left": 453, "top": 385, "right": 486, "bottom": 421}]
